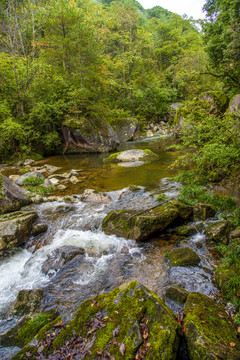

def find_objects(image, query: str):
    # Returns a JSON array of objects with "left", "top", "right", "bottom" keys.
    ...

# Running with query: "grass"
[
  {"left": 27, "top": 185, "right": 55, "bottom": 195},
  {"left": 22, "top": 176, "right": 44, "bottom": 186}
]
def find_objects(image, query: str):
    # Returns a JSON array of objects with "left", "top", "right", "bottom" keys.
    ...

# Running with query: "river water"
[{"left": 0, "top": 136, "right": 219, "bottom": 359}]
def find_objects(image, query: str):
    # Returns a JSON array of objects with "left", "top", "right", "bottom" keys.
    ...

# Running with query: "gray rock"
[
  {"left": 0, "top": 210, "right": 38, "bottom": 251},
  {"left": 0, "top": 175, "right": 32, "bottom": 215},
  {"left": 16, "top": 171, "right": 45, "bottom": 186},
  {"left": 228, "top": 94, "right": 240, "bottom": 113},
  {"left": 8, "top": 175, "right": 20, "bottom": 182},
  {"left": 110, "top": 118, "right": 140, "bottom": 142},
  {"left": 32, "top": 223, "right": 48, "bottom": 236},
  {"left": 32, "top": 195, "right": 44, "bottom": 204},
  {"left": 104, "top": 149, "right": 158, "bottom": 163},
  {"left": 49, "top": 177, "right": 59, "bottom": 186},
  {"left": 81, "top": 189, "right": 112, "bottom": 204},
  {"left": 23, "top": 159, "right": 35, "bottom": 166},
  {"left": 193, "top": 203, "right": 216, "bottom": 221}
]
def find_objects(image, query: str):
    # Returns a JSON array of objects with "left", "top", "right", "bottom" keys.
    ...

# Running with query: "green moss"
[
  {"left": 176, "top": 225, "right": 196, "bottom": 237},
  {"left": 166, "top": 247, "right": 200, "bottom": 267},
  {"left": 103, "top": 152, "right": 121, "bottom": 163}
]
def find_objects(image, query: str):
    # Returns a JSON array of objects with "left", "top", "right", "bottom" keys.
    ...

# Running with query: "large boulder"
[
  {"left": 110, "top": 118, "right": 140, "bottom": 142},
  {"left": 184, "top": 292, "right": 240, "bottom": 360},
  {"left": 228, "top": 94, "right": 240, "bottom": 113},
  {"left": 15, "top": 171, "right": 45, "bottom": 186},
  {"left": 166, "top": 247, "right": 201, "bottom": 267},
  {"left": 104, "top": 149, "right": 159, "bottom": 163},
  {"left": 0, "top": 175, "right": 32, "bottom": 215},
  {"left": 61, "top": 117, "right": 119, "bottom": 154},
  {"left": 102, "top": 200, "right": 192, "bottom": 241},
  {"left": 0, "top": 210, "right": 38, "bottom": 251},
  {"left": 12, "top": 282, "right": 181, "bottom": 360}
]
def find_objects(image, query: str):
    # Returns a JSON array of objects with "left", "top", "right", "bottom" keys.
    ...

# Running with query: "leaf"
[
  {"left": 118, "top": 343, "right": 126, "bottom": 356},
  {"left": 143, "top": 332, "right": 148, "bottom": 339},
  {"left": 229, "top": 342, "right": 236, "bottom": 348},
  {"left": 112, "top": 325, "right": 120, "bottom": 337},
  {"left": 160, "top": 326, "right": 164, "bottom": 330},
  {"left": 146, "top": 342, "right": 151, "bottom": 347},
  {"left": 217, "top": 313, "right": 225, "bottom": 318}
]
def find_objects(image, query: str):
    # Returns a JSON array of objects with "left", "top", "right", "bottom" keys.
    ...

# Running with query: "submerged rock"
[
  {"left": 0, "top": 210, "right": 38, "bottom": 251},
  {"left": 104, "top": 149, "right": 159, "bottom": 163},
  {"left": 12, "top": 281, "right": 181, "bottom": 360},
  {"left": 166, "top": 247, "right": 201, "bottom": 267},
  {"left": 205, "top": 220, "right": 231, "bottom": 244},
  {"left": 81, "top": 189, "right": 112, "bottom": 204},
  {"left": 184, "top": 292, "right": 240, "bottom": 360},
  {"left": 0, "top": 175, "right": 32, "bottom": 215},
  {"left": 13, "top": 289, "right": 43, "bottom": 316},
  {"left": 193, "top": 203, "right": 216, "bottom": 221},
  {"left": 32, "top": 223, "right": 48, "bottom": 236},
  {"left": 102, "top": 200, "right": 192, "bottom": 241},
  {"left": 165, "top": 286, "right": 189, "bottom": 304}
]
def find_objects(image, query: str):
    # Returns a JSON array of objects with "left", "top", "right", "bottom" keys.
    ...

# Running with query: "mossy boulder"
[
  {"left": 61, "top": 117, "right": 119, "bottom": 154},
  {"left": 0, "top": 310, "right": 59, "bottom": 348},
  {"left": 205, "top": 220, "right": 231, "bottom": 244},
  {"left": 16, "top": 171, "right": 45, "bottom": 186},
  {"left": 104, "top": 149, "right": 159, "bottom": 163},
  {"left": 13, "top": 289, "right": 43, "bottom": 316},
  {"left": 110, "top": 117, "right": 140, "bottom": 142},
  {"left": 0, "top": 210, "right": 38, "bottom": 251},
  {"left": 13, "top": 282, "right": 181, "bottom": 360},
  {"left": 165, "top": 286, "right": 189, "bottom": 304},
  {"left": 167, "top": 247, "right": 201, "bottom": 267},
  {"left": 0, "top": 175, "right": 32, "bottom": 215},
  {"left": 184, "top": 292, "right": 240, "bottom": 360},
  {"left": 193, "top": 203, "right": 216, "bottom": 221},
  {"left": 176, "top": 225, "right": 197, "bottom": 237},
  {"left": 229, "top": 227, "right": 240, "bottom": 245},
  {"left": 102, "top": 201, "right": 191, "bottom": 241},
  {"left": 228, "top": 94, "right": 240, "bottom": 113}
]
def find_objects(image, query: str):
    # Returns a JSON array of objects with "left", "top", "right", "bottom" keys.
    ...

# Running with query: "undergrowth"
[{"left": 22, "top": 176, "right": 44, "bottom": 186}]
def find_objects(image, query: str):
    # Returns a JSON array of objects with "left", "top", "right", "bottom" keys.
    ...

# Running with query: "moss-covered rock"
[
  {"left": 166, "top": 247, "right": 201, "bottom": 267},
  {"left": 12, "top": 282, "right": 181, "bottom": 360},
  {"left": 165, "top": 286, "right": 189, "bottom": 304},
  {"left": 228, "top": 94, "right": 240, "bottom": 113},
  {"left": 0, "top": 210, "right": 38, "bottom": 251},
  {"left": 13, "top": 289, "right": 43, "bottom": 316},
  {"left": 104, "top": 149, "right": 159, "bottom": 163},
  {"left": 102, "top": 201, "right": 189, "bottom": 241},
  {"left": 176, "top": 225, "right": 197, "bottom": 237},
  {"left": 110, "top": 117, "right": 140, "bottom": 142},
  {"left": 184, "top": 292, "right": 240, "bottom": 360},
  {"left": 205, "top": 220, "right": 231, "bottom": 244},
  {"left": 193, "top": 203, "right": 216, "bottom": 221},
  {"left": 0, "top": 310, "right": 59, "bottom": 348}
]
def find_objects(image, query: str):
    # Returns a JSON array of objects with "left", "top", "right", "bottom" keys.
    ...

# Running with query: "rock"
[
  {"left": 184, "top": 292, "right": 240, "bottom": 360},
  {"left": 205, "top": 220, "right": 231, "bottom": 244},
  {"left": 63, "top": 195, "right": 78, "bottom": 203},
  {"left": 167, "top": 247, "right": 201, "bottom": 267},
  {"left": 45, "top": 196, "right": 58, "bottom": 202},
  {"left": 23, "top": 159, "right": 35, "bottom": 166},
  {"left": 81, "top": 189, "right": 112, "bottom": 204},
  {"left": 32, "top": 223, "right": 48, "bottom": 236},
  {"left": 0, "top": 175, "right": 32, "bottom": 215},
  {"left": 43, "top": 178, "right": 52, "bottom": 187},
  {"left": 165, "top": 286, "right": 189, "bottom": 304},
  {"left": 49, "top": 177, "right": 59, "bottom": 186},
  {"left": 13, "top": 282, "right": 181, "bottom": 360},
  {"left": 193, "top": 203, "right": 216, "bottom": 221},
  {"left": 57, "top": 184, "right": 67, "bottom": 190},
  {"left": 166, "top": 102, "right": 183, "bottom": 122},
  {"left": 170, "top": 200, "right": 193, "bottom": 219},
  {"left": 16, "top": 171, "right": 45, "bottom": 186},
  {"left": 0, "top": 310, "right": 59, "bottom": 348},
  {"left": 42, "top": 245, "right": 85, "bottom": 275},
  {"left": 228, "top": 94, "right": 240, "bottom": 113},
  {"left": 0, "top": 210, "right": 38, "bottom": 251},
  {"left": 69, "top": 175, "right": 79, "bottom": 184},
  {"left": 110, "top": 117, "right": 140, "bottom": 142},
  {"left": 104, "top": 149, "right": 159, "bottom": 163},
  {"left": 102, "top": 201, "right": 190, "bottom": 241},
  {"left": 13, "top": 289, "right": 43, "bottom": 316},
  {"left": 32, "top": 195, "right": 44, "bottom": 204},
  {"left": 61, "top": 117, "right": 119, "bottom": 154},
  {"left": 9, "top": 175, "right": 20, "bottom": 182},
  {"left": 48, "top": 172, "right": 71, "bottom": 179},
  {"left": 229, "top": 227, "right": 240, "bottom": 245},
  {"left": 176, "top": 225, "right": 197, "bottom": 237}
]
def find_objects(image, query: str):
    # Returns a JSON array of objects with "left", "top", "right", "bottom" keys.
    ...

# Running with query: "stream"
[{"left": 0, "top": 136, "right": 220, "bottom": 359}]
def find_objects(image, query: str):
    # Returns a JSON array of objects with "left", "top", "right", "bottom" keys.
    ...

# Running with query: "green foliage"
[
  {"left": 26, "top": 185, "right": 55, "bottom": 195},
  {"left": 22, "top": 176, "right": 44, "bottom": 186}
]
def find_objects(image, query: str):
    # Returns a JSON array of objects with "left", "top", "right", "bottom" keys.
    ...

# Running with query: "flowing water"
[{"left": 0, "top": 136, "right": 220, "bottom": 359}]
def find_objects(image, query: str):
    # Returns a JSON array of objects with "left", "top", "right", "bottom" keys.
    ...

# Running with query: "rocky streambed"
[{"left": 0, "top": 137, "right": 239, "bottom": 359}]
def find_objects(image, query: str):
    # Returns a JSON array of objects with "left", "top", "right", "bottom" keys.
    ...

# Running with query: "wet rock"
[
  {"left": 13, "top": 289, "right": 43, "bottom": 316},
  {"left": 184, "top": 292, "right": 240, "bottom": 360},
  {"left": 165, "top": 286, "right": 189, "bottom": 304},
  {"left": 61, "top": 118, "right": 119, "bottom": 154},
  {"left": 102, "top": 200, "right": 189, "bottom": 241},
  {"left": 8, "top": 175, "right": 20, "bottom": 182},
  {"left": 49, "top": 177, "right": 59, "bottom": 186},
  {"left": 23, "top": 159, "right": 35, "bottom": 166},
  {"left": 110, "top": 118, "right": 140, "bottom": 142},
  {"left": 45, "top": 196, "right": 58, "bottom": 202},
  {"left": 0, "top": 210, "right": 38, "bottom": 251},
  {"left": 0, "top": 310, "right": 59, "bottom": 348},
  {"left": 104, "top": 149, "right": 158, "bottom": 163},
  {"left": 16, "top": 171, "right": 45, "bottom": 186},
  {"left": 32, "top": 195, "right": 44, "bottom": 204},
  {"left": 229, "top": 227, "right": 240, "bottom": 245},
  {"left": 42, "top": 245, "right": 85, "bottom": 275},
  {"left": 57, "top": 184, "right": 67, "bottom": 190},
  {"left": 205, "top": 220, "right": 231, "bottom": 244},
  {"left": 81, "top": 189, "right": 112, "bottom": 204},
  {"left": 193, "top": 203, "right": 216, "bottom": 221},
  {"left": 170, "top": 200, "right": 193, "bottom": 220},
  {"left": 167, "top": 247, "right": 201, "bottom": 267},
  {"left": 63, "top": 195, "right": 78, "bottom": 203},
  {"left": 176, "top": 225, "right": 197, "bottom": 237},
  {"left": 69, "top": 175, "right": 79, "bottom": 184},
  {"left": 32, "top": 223, "right": 48, "bottom": 236},
  {"left": 0, "top": 175, "right": 32, "bottom": 215},
  {"left": 13, "top": 282, "right": 181, "bottom": 360}
]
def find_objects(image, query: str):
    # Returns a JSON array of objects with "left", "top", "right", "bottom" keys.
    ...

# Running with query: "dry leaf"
[
  {"left": 143, "top": 332, "right": 148, "bottom": 339},
  {"left": 119, "top": 343, "right": 126, "bottom": 356},
  {"left": 229, "top": 343, "right": 236, "bottom": 348},
  {"left": 146, "top": 342, "right": 151, "bottom": 347}
]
